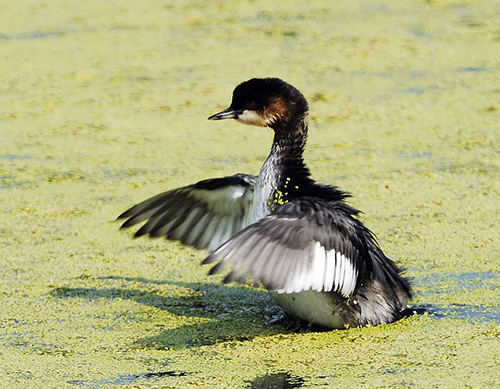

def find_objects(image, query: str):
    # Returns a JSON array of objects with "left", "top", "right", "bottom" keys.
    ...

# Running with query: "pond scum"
[{"left": 1, "top": 0, "right": 499, "bottom": 388}]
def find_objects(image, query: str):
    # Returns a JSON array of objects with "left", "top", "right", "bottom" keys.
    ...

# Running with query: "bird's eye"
[{"left": 246, "top": 101, "right": 256, "bottom": 109}]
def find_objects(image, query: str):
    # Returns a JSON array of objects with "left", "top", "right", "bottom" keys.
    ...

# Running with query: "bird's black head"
[{"left": 208, "top": 78, "right": 308, "bottom": 129}]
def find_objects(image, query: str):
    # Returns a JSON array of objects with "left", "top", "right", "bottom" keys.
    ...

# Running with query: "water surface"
[{"left": 1, "top": 0, "right": 499, "bottom": 388}]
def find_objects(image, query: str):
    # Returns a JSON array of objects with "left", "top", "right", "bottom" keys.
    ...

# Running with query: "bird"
[{"left": 118, "top": 77, "right": 412, "bottom": 329}]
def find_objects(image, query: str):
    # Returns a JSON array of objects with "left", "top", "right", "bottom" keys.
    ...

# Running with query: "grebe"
[{"left": 118, "top": 78, "right": 412, "bottom": 329}]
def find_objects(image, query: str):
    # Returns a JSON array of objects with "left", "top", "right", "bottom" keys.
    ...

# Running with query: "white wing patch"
[
  {"left": 276, "top": 241, "right": 358, "bottom": 297},
  {"left": 190, "top": 185, "right": 251, "bottom": 215},
  {"left": 162, "top": 185, "right": 254, "bottom": 252}
]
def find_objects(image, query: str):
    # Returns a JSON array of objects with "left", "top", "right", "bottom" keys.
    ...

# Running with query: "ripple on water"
[
  {"left": 416, "top": 303, "right": 500, "bottom": 323},
  {"left": 67, "top": 371, "right": 188, "bottom": 388},
  {"left": 409, "top": 271, "right": 500, "bottom": 323}
]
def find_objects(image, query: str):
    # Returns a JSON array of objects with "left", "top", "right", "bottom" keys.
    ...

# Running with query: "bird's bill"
[{"left": 208, "top": 108, "right": 241, "bottom": 120}]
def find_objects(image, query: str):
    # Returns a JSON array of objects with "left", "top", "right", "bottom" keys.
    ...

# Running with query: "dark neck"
[
  {"left": 255, "top": 112, "right": 311, "bottom": 212},
  {"left": 269, "top": 113, "right": 308, "bottom": 172}
]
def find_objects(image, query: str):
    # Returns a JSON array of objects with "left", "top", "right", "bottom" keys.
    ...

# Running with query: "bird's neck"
[
  {"left": 258, "top": 113, "right": 310, "bottom": 193},
  {"left": 269, "top": 113, "right": 308, "bottom": 173},
  {"left": 250, "top": 114, "right": 310, "bottom": 223}
]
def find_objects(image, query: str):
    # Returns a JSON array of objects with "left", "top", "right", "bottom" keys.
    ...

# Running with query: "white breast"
[{"left": 271, "top": 290, "right": 346, "bottom": 329}]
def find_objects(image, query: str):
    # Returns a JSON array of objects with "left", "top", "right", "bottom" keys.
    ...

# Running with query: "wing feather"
[
  {"left": 204, "top": 198, "right": 366, "bottom": 297},
  {"left": 183, "top": 213, "right": 210, "bottom": 247},
  {"left": 118, "top": 174, "right": 256, "bottom": 252},
  {"left": 324, "top": 249, "right": 335, "bottom": 292}
]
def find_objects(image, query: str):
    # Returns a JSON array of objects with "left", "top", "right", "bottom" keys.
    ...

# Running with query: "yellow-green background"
[{"left": 1, "top": 0, "right": 499, "bottom": 388}]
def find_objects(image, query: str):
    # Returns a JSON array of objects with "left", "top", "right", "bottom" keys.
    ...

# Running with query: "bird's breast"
[{"left": 271, "top": 290, "right": 347, "bottom": 329}]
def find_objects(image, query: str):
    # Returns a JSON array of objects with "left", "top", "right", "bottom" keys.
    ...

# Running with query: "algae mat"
[{"left": 1, "top": 0, "right": 499, "bottom": 388}]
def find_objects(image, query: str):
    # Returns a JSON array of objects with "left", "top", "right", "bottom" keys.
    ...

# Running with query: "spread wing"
[
  {"left": 118, "top": 174, "right": 256, "bottom": 252},
  {"left": 203, "top": 197, "right": 369, "bottom": 297}
]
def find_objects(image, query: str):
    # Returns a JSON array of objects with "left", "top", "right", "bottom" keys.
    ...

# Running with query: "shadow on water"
[
  {"left": 50, "top": 277, "right": 287, "bottom": 349},
  {"left": 50, "top": 271, "right": 499, "bottom": 349},
  {"left": 247, "top": 372, "right": 304, "bottom": 389},
  {"left": 67, "top": 369, "right": 305, "bottom": 388}
]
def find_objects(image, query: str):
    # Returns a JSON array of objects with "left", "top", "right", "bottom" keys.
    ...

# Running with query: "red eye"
[{"left": 246, "top": 101, "right": 256, "bottom": 109}]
